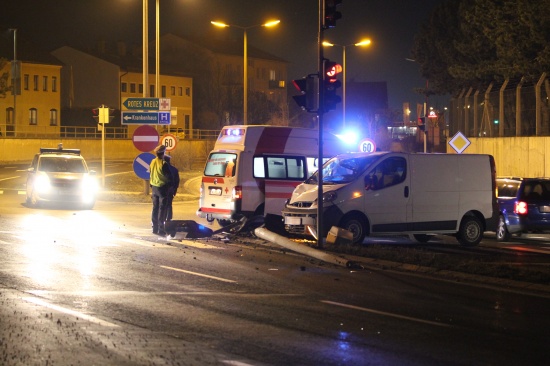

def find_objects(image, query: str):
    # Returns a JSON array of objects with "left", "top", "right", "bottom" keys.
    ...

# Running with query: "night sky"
[{"left": 1, "top": 0, "right": 448, "bottom": 111}]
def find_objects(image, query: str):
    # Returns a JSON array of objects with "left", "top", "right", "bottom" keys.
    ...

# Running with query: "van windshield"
[
  {"left": 306, "top": 155, "right": 378, "bottom": 185},
  {"left": 204, "top": 153, "right": 237, "bottom": 177}
]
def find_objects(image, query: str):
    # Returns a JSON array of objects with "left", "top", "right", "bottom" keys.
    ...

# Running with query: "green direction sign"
[{"left": 122, "top": 98, "right": 171, "bottom": 111}]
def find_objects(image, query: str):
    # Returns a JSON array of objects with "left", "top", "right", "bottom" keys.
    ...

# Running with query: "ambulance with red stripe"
[{"left": 196, "top": 125, "right": 348, "bottom": 227}]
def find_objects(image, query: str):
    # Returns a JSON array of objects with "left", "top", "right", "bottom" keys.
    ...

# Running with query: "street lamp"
[
  {"left": 211, "top": 19, "right": 280, "bottom": 125},
  {"left": 9, "top": 28, "right": 18, "bottom": 127},
  {"left": 323, "top": 39, "right": 371, "bottom": 128}
]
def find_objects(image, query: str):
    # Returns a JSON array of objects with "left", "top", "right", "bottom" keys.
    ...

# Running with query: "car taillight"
[
  {"left": 514, "top": 201, "right": 528, "bottom": 215},
  {"left": 233, "top": 186, "right": 242, "bottom": 200}
]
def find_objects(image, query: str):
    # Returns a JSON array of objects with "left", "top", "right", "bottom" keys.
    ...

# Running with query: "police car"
[{"left": 26, "top": 144, "right": 99, "bottom": 209}]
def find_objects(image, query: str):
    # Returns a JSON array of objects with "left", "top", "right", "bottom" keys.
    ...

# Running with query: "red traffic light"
[{"left": 324, "top": 60, "right": 342, "bottom": 82}]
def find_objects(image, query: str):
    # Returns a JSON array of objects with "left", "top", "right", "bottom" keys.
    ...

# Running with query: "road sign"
[
  {"left": 133, "top": 125, "right": 159, "bottom": 152},
  {"left": 449, "top": 131, "right": 471, "bottom": 154},
  {"left": 359, "top": 138, "right": 376, "bottom": 153},
  {"left": 122, "top": 111, "right": 171, "bottom": 125},
  {"left": 133, "top": 152, "right": 156, "bottom": 180},
  {"left": 122, "top": 97, "right": 171, "bottom": 111},
  {"left": 160, "top": 134, "right": 177, "bottom": 152}
]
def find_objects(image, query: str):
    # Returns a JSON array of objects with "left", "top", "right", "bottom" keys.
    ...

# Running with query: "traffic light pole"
[{"left": 317, "top": 0, "right": 325, "bottom": 249}]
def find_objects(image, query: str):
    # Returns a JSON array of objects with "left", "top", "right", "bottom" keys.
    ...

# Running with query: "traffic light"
[
  {"left": 418, "top": 117, "right": 426, "bottom": 131},
  {"left": 323, "top": 0, "right": 342, "bottom": 29},
  {"left": 93, "top": 105, "right": 115, "bottom": 124},
  {"left": 323, "top": 59, "right": 342, "bottom": 112},
  {"left": 292, "top": 74, "right": 319, "bottom": 112}
]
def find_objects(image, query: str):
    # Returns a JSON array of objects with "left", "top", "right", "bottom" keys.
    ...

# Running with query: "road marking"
[
  {"left": 506, "top": 246, "right": 550, "bottom": 255},
  {"left": 0, "top": 176, "right": 20, "bottom": 181},
  {"left": 23, "top": 297, "right": 119, "bottom": 327},
  {"left": 160, "top": 265, "right": 237, "bottom": 283},
  {"left": 321, "top": 300, "right": 452, "bottom": 327}
]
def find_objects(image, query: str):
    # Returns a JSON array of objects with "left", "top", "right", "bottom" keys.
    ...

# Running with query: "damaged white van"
[{"left": 282, "top": 152, "right": 499, "bottom": 246}]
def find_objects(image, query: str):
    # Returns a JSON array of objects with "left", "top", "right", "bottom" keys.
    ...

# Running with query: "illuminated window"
[{"left": 29, "top": 108, "right": 37, "bottom": 125}]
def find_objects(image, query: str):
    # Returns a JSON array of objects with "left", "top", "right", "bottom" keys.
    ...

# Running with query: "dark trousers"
[{"left": 151, "top": 185, "right": 169, "bottom": 233}]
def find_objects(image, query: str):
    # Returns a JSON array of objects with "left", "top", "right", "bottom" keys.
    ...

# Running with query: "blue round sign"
[{"left": 133, "top": 152, "right": 156, "bottom": 180}]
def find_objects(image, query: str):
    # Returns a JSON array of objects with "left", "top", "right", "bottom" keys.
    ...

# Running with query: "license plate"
[
  {"left": 209, "top": 188, "right": 222, "bottom": 196},
  {"left": 539, "top": 206, "right": 550, "bottom": 213},
  {"left": 285, "top": 217, "right": 302, "bottom": 225}
]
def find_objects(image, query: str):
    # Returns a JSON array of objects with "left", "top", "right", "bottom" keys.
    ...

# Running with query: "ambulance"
[{"left": 196, "top": 125, "right": 349, "bottom": 227}]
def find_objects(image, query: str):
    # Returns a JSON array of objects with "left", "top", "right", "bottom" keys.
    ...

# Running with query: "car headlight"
[
  {"left": 323, "top": 190, "right": 337, "bottom": 203},
  {"left": 34, "top": 174, "right": 51, "bottom": 193},
  {"left": 82, "top": 174, "right": 99, "bottom": 193}
]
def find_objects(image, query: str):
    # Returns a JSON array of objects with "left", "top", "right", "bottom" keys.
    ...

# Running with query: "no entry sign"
[{"left": 132, "top": 125, "right": 159, "bottom": 152}]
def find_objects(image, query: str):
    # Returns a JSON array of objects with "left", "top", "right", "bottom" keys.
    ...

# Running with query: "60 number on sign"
[
  {"left": 359, "top": 138, "right": 376, "bottom": 153},
  {"left": 160, "top": 134, "right": 177, "bottom": 152}
]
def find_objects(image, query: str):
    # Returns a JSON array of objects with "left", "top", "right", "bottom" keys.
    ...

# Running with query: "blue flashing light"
[{"left": 335, "top": 130, "right": 360, "bottom": 146}]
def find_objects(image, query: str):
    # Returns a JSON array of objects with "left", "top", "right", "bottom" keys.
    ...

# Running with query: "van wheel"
[
  {"left": 340, "top": 214, "right": 368, "bottom": 245},
  {"left": 457, "top": 215, "right": 483, "bottom": 246},
  {"left": 496, "top": 215, "right": 511, "bottom": 242},
  {"left": 413, "top": 234, "right": 433, "bottom": 243}
]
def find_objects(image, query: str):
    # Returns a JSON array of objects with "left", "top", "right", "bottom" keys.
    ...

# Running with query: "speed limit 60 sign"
[
  {"left": 160, "top": 134, "right": 177, "bottom": 152},
  {"left": 359, "top": 138, "right": 376, "bottom": 153}
]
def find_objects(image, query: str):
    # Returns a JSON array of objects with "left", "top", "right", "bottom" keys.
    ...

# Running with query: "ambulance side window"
[{"left": 253, "top": 156, "right": 306, "bottom": 180}]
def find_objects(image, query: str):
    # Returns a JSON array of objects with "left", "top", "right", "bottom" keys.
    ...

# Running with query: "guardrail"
[{"left": 0, "top": 125, "right": 221, "bottom": 140}]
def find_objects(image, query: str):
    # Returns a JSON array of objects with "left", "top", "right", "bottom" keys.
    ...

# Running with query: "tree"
[
  {"left": 412, "top": 0, "right": 550, "bottom": 95},
  {"left": 0, "top": 58, "right": 9, "bottom": 98}
]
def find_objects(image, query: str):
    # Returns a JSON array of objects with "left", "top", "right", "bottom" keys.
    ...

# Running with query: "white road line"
[
  {"left": 160, "top": 265, "right": 238, "bottom": 283},
  {"left": 321, "top": 300, "right": 452, "bottom": 327},
  {"left": 0, "top": 176, "right": 19, "bottom": 181},
  {"left": 23, "top": 297, "right": 119, "bottom": 327}
]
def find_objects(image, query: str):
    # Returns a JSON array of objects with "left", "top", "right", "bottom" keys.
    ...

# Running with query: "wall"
[
  {"left": 446, "top": 136, "right": 550, "bottom": 177},
  {"left": 0, "top": 138, "right": 214, "bottom": 169}
]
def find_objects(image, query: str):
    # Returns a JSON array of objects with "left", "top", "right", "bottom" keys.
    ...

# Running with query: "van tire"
[
  {"left": 457, "top": 215, "right": 483, "bottom": 246},
  {"left": 340, "top": 214, "right": 368, "bottom": 245},
  {"left": 496, "top": 215, "right": 511, "bottom": 242},
  {"left": 217, "top": 219, "right": 232, "bottom": 227}
]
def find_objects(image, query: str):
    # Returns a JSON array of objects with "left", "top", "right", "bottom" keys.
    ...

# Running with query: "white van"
[
  {"left": 282, "top": 152, "right": 498, "bottom": 246},
  {"left": 196, "top": 125, "right": 349, "bottom": 227}
]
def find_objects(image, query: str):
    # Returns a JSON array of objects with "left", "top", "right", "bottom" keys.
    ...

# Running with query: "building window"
[
  {"left": 139, "top": 84, "right": 143, "bottom": 94},
  {"left": 178, "top": 87, "right": 183, "bottom": 96},
  {"left": 6, "top": 107, "right": 14, "bottom": 124},
  {"left": 121, "top": 82, "right": 128, "bottom": 93},
  {"left": 24, "top": 74, "right": 29, "bottom": 90},
  {"left": 130, "top": 83, "right": 136, "bottom": 93},
  {"left": 150, "top": 85, "right": 155, "bottom": 97},
  {"left": 185, "top": 87, "right": 191, "bottom": 97},
  {"left": 43, "top": 76, "right": 48, "bottom": 91},
  {"left": 33, "top": 75, "right": 39, "bottom": 91},
  {"left": 185, "top": 114, "right": 190, "bottom": 128},
  {"left": 52, "top": 77, "right": 57, "bottom": 92},
  {"left": 29, "top": 108, "right": 38, "bottom": 125},
  {"left": 161, "top": 85, "right": 166, "bottom": 98},
  {"left": 171, "top": 86, "right": 176, "bottom": 96},
  {"left": 49, "top": 109, "right": 58, "bottom": 126},
  {"left": 269, "top": 69, "right": 276, "bottom": 81}
]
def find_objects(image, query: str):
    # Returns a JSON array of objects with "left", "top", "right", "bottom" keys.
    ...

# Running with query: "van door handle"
[{"left": 404, "top": 186, "right": 409, "bottom": 197}]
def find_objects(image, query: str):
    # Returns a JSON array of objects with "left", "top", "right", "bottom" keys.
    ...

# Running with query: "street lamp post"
[
  {"left": 9, "top": 28, "right": 17, "bottom": 127},
  {"left": 211, "top": 20, "right": 280, "bottom": 125},
  {"left": 322, "top": 39, "right": 371, "bottom": 128}
]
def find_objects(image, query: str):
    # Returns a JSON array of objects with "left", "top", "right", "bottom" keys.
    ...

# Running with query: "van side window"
[
  {"left": 253, "top": 155, "right": 306, "bottom": 180},
  {"left": 366, "top": 157, "right": 407, "bottom": 190}
]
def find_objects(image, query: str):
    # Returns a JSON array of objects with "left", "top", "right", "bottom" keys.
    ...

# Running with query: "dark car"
[
  {"left": 496, "top": 177, "right": 550, "bottom": 241},
  {"left": 26, "top": 145, "right": 99, "bottom": 209}
]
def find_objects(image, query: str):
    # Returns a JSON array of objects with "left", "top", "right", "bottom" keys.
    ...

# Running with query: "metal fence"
[{"left": 449, "top": 73, "right": 549, "bottom": 138}]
